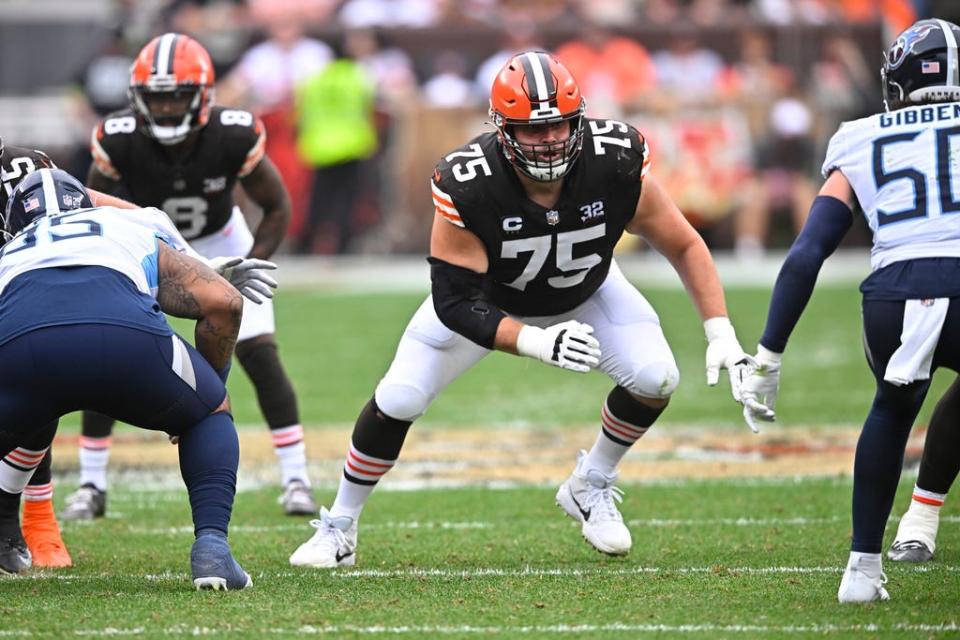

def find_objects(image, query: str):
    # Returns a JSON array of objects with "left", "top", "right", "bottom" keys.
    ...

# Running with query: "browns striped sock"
[{"left": 0, "top": 447, "right": 48, "bottom": 494}]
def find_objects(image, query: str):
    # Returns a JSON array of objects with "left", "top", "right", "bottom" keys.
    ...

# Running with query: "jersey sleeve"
[
  {"left": 430, "top": 171, "right": 465, "bottom": 228},
  {"left": 217, "top": 108, "right": 267, "bottom": 178},
  {"left": 821, "top": 123, "right": 849, "bottom": 179},
  {"left": 90, "top": 114, "right": 133, "bottom": 181},
  {"left": 131, "top": 207, "right": 204, "bottom": 261},
  {"left": 33, "top": 150, "right": 56, "bottom": 169}
]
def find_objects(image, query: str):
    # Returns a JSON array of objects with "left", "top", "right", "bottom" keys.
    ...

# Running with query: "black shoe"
[{"left": 0, "top": 523, "right": 31, "bottom": 574}]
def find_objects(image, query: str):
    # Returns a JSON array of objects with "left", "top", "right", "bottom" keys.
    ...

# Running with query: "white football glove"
[
  {"left": 209, "top": 256, "right": 278, "bottom": 305},
  {"left": 516, "top": 320, "right": 601, "bottom": 374},
  {"left": 704, "top": 317, "right": 753, "bottom": 400},
  {"left": 739, "top": 345, "right": 780, "bottom": 434}
]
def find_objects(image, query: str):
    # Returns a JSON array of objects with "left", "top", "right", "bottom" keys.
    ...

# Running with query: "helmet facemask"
[
  {"left": 493, "top": 108, "right": 584, "bottom": 182},
  {"left": 130, "top": 83, "right": 212, "bottom": 145}
]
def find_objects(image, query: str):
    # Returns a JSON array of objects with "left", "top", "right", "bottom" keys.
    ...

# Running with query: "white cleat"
[
  {"left": 837, "top": 558, "right": 890, "bottom": 603},
  {"left": 556, "top": 450, "right": 632, "bottom": 556},
  {"left": 888, "top": 506, "right": 938, "bottom": 563},
  {"left": 289, "top": 507, "right": 357, "bottom": 568},
  {"left": 279, "top": 479, "right": 317, "bottom": 516}
]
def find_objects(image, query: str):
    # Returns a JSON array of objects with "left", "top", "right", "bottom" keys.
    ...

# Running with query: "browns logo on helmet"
[
  {"left": 129, "top": 33, "right": 215, "bottom": 145},
  {"left": 489, "top": 51, "right": 586, "bottom": 182}
]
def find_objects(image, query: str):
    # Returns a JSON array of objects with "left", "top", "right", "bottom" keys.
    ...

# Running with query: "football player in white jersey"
[
  {"left": 0, "top": 168, "right": 260, "bottom": 588},
  {"left": 737, "top": 19, "right": 960, "bottom": 603}
]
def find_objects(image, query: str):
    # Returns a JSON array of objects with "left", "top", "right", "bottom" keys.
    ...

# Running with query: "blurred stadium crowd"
[{"left": 1, "top": 0, "right": 954, "bottom": 257}]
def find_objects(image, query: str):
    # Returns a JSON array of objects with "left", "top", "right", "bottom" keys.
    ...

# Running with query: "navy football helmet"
[
  {"left": 883, "top": 19, "right": 960, "bottom": 111},
  {"left": 4, "top": 168, "right": 93, "bottom": 235}
]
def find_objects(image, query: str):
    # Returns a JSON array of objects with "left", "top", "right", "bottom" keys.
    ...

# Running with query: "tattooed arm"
[{"left": 156, "top": 242, "right": 243, "bottom": 372}]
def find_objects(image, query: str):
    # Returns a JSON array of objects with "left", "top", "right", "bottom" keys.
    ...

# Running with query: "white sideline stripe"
[
  {"left": 67, "top": 473, "right": 858, "bottom": 495},
  {"left": 19, "top": 622, "right": 960, "bottom": 636},
  {"left": 127, "top": 521, "right": 494, "bottom": 535},
  {"left": 23, "top": 564, "right": 960, "bottom": 582},
  {"left": 119, "top": 515, "right": 960, "bottom": 536}
]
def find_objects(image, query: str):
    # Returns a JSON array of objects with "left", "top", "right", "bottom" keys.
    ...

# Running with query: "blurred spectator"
[
  {"left": 571, "top": 0, "right": 638, "bottom": 25},
  {"left": 650, "top": 28, "right": 727, "bottom": 110},
  {"left": 218, "top": 1, "right": 334, "bottom": 240},
  {"left": 162, "top": 0, "right": 251, "bottom": 77},
  {"left": 720, "top": 30, "right": 793, "bottom": 141},
  {"left": 67, "top": 24, "right": 140, "bottom": 180},
  {"left": 474, "top": 17, "right": 543, "bottom": 102},
  {"left": 554, "top": 23, "right": 657, "bottom": 117},
  {"left": 343, "top": 28, "right": 418, "bottom": 107},
  {"left": 734, "top": 91, "right": 818, "bottom": 260},
  {"left": 342, "top": 28, "right": 419, "bottom": 250},
  {"left": 295, "top": 48, "right": 378, "bottom": 254},
  {"left": 499, "top": 0, "right": 577, "bottom": 27},
  {"left": 422, "top": 51, "right": 478, "bottom": 108},
  {"left": 338, "top": 0, "right": 445, "bottom": 28},
  {"left": 835, "top": 0, "right": 916, "bottom": 34},
  {"left": 808, "top": 33, "right": 874, "bottom": 142}
]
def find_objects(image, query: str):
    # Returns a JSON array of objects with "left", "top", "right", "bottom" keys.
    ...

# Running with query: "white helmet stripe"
[
  {"left": 524, "top": 51, "right": 550, "bottom": 110},
  {"left": 155, "top": 32, "right": 178, "bottom": 76},
  {"left": 937, "top": 19, "right": 959, "bottom": 87},
  {"left": 39, "top": 168, "right": 60, "bottom": 215}
]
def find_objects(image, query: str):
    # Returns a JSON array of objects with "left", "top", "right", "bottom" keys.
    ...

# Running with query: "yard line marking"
[
  {"left": 54, "top": 621, "right": 960, "bottom": 636},
  {"left": 21, "top": 564, "right": 960, "bottom": 582}
]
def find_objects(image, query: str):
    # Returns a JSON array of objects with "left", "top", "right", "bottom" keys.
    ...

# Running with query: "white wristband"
[
  {"left": 516, "top": 325, "right": 545, "bottom": 359},
  {"left": 756, "top": 344, "right": 783, "bottom": 366},
  {"left": 703, "top": 317, "right": 735, "bottom": 342}
]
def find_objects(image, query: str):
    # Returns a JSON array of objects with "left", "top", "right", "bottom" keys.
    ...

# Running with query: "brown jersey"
[
  {"left": 431, "top": 118, "right": 650, "bottom": 317},
  {"left": 1, "top": 145, "right": 56, "bottom": 214},
  {"left": 90, "top": 105, "right": 266, "bottom": 240}
]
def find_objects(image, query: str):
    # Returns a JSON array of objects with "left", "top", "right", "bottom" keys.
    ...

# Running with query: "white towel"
[{"left": 884, "top": 298, "right": 949, "bottom": 386}]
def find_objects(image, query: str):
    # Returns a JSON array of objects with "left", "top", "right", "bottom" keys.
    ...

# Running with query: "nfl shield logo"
[{"left": 545, "top": 210, "right": 560, "bottom": 226}]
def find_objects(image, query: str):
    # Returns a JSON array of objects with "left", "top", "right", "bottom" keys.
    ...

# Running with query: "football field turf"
[{"left": 10, "top": 282, "right": 960, "bottom": 638}]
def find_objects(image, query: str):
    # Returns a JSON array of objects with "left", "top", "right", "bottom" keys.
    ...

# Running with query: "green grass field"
[{"left": 9, "top": 282, "right": 960, "bottom": 638}]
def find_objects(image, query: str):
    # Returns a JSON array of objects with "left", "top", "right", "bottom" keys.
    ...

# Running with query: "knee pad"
[
  {"left": 375, "top": 381, "right": 432, "bottom": 421},
  {"left": 625, "top": 361, "right": 680, "bottom": 399}
]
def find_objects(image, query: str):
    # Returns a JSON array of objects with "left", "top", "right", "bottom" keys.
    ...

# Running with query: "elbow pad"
[{"left": 428, "top": 257, "right": 506, "bottom": 349}]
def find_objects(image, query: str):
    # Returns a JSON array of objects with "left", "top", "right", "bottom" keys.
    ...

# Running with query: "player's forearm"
[
  {"left": 247, "top": 207, "right": 289, "bottom": 260},
  {"left": 759, "top": 196, "right": 853, "bottom": 352},
  {"left": 493, "top": 316, "right": 523, "bottom": 355},
  {"left": 668, "top": 239, "right": 729, "bottom": 321},
  {"left": 194, "top": 304, "right": 242, "bottom": 373},
  {"left": 89, "top": 189, "right": 137, "bottom": 210}
]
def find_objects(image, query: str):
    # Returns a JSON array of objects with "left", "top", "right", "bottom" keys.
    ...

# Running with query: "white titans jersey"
[
  {"left": 0, "top": 206, "right": 197, "bottom": 296},
  {"left": 823, "top": 102, "right": 960, "bottom": 270}
]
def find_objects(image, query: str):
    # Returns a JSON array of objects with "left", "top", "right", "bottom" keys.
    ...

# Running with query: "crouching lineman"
[
  {"left": 738, "top": 19, "right": 960, "bottom": 602},
  {"left": 0, "top": 169, "right": 253, "bottom": 589},
  {"left": 289, "top": 52, "right": 751, "bottom": 568}
]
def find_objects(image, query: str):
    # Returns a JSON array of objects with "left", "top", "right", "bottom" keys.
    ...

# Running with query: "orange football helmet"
[
  {"left": 129, "top": 33, "right": 215, "bottom": 145},
  {"left": 489, "top": 51, "right": 586, "bottom": 181}
]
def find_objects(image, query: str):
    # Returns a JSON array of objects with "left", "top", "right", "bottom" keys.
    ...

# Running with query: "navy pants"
[
  {"left": 0, "top": 323, "right": 239, "bottom": 535},
  {"left": 854, "top": 298, "right": 960, "bottom": 553}
]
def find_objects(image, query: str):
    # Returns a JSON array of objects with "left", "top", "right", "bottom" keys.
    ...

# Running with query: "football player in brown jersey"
[
  {"left": 289, "top": 51, "right": 752, "bottom": 568},
  {"left": 60, "top": 33, "right": 315, "bottom": 522}
]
